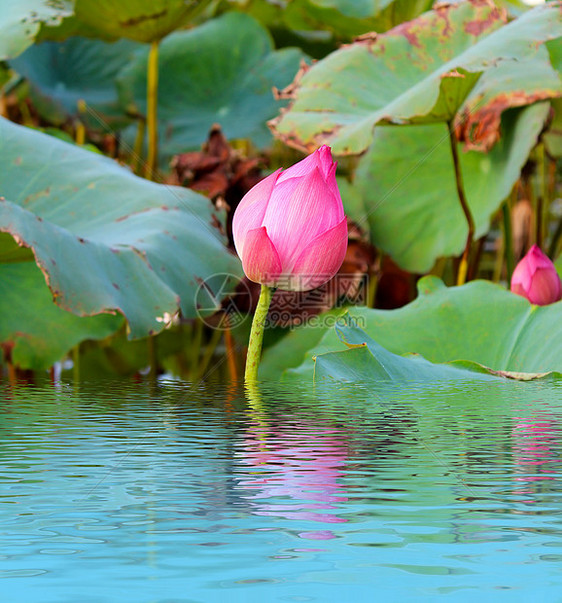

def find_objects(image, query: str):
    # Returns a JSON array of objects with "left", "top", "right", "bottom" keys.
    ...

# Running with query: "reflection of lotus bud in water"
[
  {"left": 510, "top": 245, "right": 562, "bottom": 306},
  {"left": 232, "top": 145, "right": 348, "bottom": 292},
  {"left": 512, "top": 418, "right": 558, "bottom": 500},
  {"left": 235, "top": 423, "right": 349, "bottom": 525}
]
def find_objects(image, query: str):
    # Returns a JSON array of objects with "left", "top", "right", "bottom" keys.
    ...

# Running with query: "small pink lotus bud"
[
  {"left": 510, "top": 245, "right": 562, "bottom": 306},
  {"left": 232, "top": 145, "right": 347, "bottom": 292}
]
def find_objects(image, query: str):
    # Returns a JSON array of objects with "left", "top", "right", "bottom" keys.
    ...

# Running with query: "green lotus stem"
[
  {"left": 447, "top": 121, "right": 474, "bottom": 286},
  {"left": 75, "top": 99, "right": 86, "bottom": 146},
  {"left": 367, "top": 269, "right": 378, "bottom": 308},
  {"left": 244, "top": 285, "right": 273, "bottom": 383},
  {"left": 502, "top": 200, "right": 514, "bottom": 284},
  {"left": 144, "top": 40, "right": 159, "bottom": 181}
]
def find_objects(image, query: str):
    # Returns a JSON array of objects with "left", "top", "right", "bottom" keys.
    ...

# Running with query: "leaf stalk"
[
  {"left": 447, "top": 120, "right": 474, "bottom": 286},
  {"left": 245, "top": 285, "right": 273, "bottom": 383}
]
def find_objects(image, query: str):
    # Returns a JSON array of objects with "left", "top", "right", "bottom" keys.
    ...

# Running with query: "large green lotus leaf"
[
  {"left": 117, "top": 12, "right": 306, "bottom": 160},
  {"left": 0, "top": 261, "right": 122, "bottom": 371},
  {"left": 313, "top": 315, "right": 559, "bottom": 383},
  {"left": 354, "top": 103, "right": 549, "bottom": 273},
  {"left": 12, "top": 0, "right": 215, "bottom": 47},
  {"left": 72, "top": 0, "right": 212, "bottom": 43},
  {"left": 0, "top": 0, "right": 73, "bottom": 60},
  {"left": 271, "top": 1, "right": 562, "bottom": 155},
  {"left": 0, "top": 118, "right": 242, "bottom": 339},
  {"left": 260, "top": 276, "right": 562, "bottom": 381},
  {"left": 10, "top": 37, "right": 141, "bottom": 130}
]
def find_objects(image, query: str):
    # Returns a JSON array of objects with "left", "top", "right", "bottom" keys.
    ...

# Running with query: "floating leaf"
[
  {"left": 354, "top": 103, "right": 549, "bottom": 272},
  {"left": 313, "top": 315, "right": 559, "bottom": 383},
  {"left": 271, "top": 1, "right": 562, "bottom": 155},
  {"left": 0, "top": 261, "right": 122, "bottom": 371},
  {"left": 117, "top": 12, "right": 306, "bottom": 160},
  {"left": 261, "top": 276, "right": 562, "bottom": 381},
  {"left": 0, "top": 117, "right": 242, "bottom": 340},
  {"left": 10, "top": 37, "right": 141, "bottom": 130}
]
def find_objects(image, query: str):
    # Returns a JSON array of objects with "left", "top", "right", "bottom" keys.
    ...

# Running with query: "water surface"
[{"left": 2, "top": 378, "right": 562, "bottom": 601}]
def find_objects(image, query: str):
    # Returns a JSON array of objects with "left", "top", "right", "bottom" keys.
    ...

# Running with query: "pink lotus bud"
[
  {"left": 510, "top": 245, "right": 562, "bottom": 306},
  {"left": 232, "top": 145, "right": 347, "bottom": 291}
]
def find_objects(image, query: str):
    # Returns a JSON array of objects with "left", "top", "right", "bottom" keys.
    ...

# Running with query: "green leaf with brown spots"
[
  {"left": 271, "top": 0, "right": 562, "bottom": 155},
  {"left": 0, "top": 0, "right": 73, "bottom": 60},
  {"left": 71, "top": 0, "right": 214, "bottom": 43},
  {"left": 0, "top": 117, "right": 242, "bottom": 342},
  {"left": 0, "top": 0, "right": 216, "bottom": 57}
]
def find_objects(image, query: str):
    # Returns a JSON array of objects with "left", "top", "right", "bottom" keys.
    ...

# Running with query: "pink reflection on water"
[
  {"left": 512, "top": 417, "right": 560, "bottom": 499},
  {"left": 235, "top": 420, "right": 350, "bottom": 528}
]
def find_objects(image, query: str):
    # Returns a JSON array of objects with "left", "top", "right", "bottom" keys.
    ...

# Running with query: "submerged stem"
[
  {"left": 144, "top": 41, "right": 159, "bottom": 181},
  {"left": 447, "top": 121, "right": 474, "bottom": 286},
  {"left": 244, "top": 285, "right": 273, "bottom": 383}
]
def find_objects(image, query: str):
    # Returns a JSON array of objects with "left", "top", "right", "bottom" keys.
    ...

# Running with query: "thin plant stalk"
[
  {"left": 366, "top": 272, "right": 378, "bottom": 308},
  {"left": 535, "top": 143, "right": 546, "bottom": 249},
  {"left": 75, "top": 99, "right": 87, "bottom": 146},
  {"left": 144, "top": 40, "right": 159, "bottom": 181},
  {"left": 502, "top": 201, "right": 514, "bottom": 284},
  {"left": 467, "top": 236, "right": 485, "bottom": 281},
  {"left": 447, "top": 120, "right": 474, "bottom": 286},
  {"left": 244, "top": 285, "right": 273, "bottom": 383}
]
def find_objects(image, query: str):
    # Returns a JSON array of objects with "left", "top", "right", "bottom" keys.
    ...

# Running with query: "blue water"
[{"left": 1, "top": 378, "right": 562, "bottom": 601}]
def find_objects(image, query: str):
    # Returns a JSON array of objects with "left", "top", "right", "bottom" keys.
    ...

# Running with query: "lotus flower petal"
[
  {"left": 525, "top": 268, "right": 562, "bottom": 305},
  {"left": 277, "top": 145, "right": 334, "bottom": 182},
  {"left": 239, "top": 226, "right": 282, "bottom": 286},
  {"left": 263, "top": 167, "right": 344, "bottom": 270},
  {"left": 232, "top": 169, "right": 281, "bottom": 258},
  {"left": 232, "top": 145, "right": 347, "bottom": 292},
  {"left": 288, "top": 218, "right": 348, "bottom": 291},
  {"left": 511, "top": 244, "right": 562, "bottom": 306}
]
